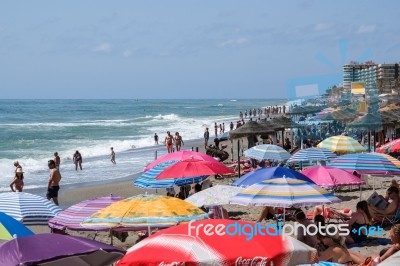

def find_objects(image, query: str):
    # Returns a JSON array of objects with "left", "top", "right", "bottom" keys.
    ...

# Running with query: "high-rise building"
[{"left": 343, "top": 62, "right": 376, "bottom": 92}]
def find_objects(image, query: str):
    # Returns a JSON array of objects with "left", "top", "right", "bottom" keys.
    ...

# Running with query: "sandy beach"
[{"left": 25, "top": 136, "right": 395, "bottom": 259}]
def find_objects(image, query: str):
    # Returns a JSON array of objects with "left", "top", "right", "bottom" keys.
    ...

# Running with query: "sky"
[{"left": 0, "top": 0, "right": 399, "bottom": 99}]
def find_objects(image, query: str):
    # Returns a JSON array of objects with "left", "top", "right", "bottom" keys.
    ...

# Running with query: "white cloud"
[
  {"left": 217, "top": 38, "right": 248, "bottom": 48},
  {"left": 123, "top": 50, "right": 132, "bottom": 57},
  {"left": 314, "top": 23, "right": 333, "bottom": 31},
  {"left": 357, "top": 24, "right": 376, "bottom": 34},
  {"left": 92, "top": 42, "right": 112, "bottom": 52}
]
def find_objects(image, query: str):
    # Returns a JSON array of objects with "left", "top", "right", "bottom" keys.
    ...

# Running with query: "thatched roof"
[
  {"left": 229, "top": 121, "right": 273, "bottom": 139},
  {"left": 288, "top": 106, "right": 325, "bottom": 115},
  {"left": 347, "top": 113, "right": 392, "bottom": 129}
]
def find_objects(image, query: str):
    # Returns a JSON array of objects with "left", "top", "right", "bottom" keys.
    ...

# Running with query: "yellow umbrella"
[
  {"left": 317, "top": 135, "right": 366, "bottom": 154},
  {"left": 82, "top": 194, "right": 207, "bottom": 229}
]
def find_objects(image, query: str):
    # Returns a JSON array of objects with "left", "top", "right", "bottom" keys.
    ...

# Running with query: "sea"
[{"left": 0, "top": 99, "right": 285, "bottom": 192}]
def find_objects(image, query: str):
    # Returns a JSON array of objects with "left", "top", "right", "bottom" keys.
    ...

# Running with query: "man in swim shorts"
[
  {"left": 165, "top": 131, "right": 175, "bottom": 153},
  {"left": 46, "top": 160, "right": 62, "bottom": 206}
]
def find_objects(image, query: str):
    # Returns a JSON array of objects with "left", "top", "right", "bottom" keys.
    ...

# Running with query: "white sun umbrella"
[
  {"left": 0, "top": 192, "right": 61, "bottom": 225},
  {"left": 185, "top": 185, "right": 243, "bottom": 207},
  {"left": 244, "top": 144, "right": 290, "bottom": 161},
  {"left": 287, "top": 147, "right": 337, "bottom": 163}
]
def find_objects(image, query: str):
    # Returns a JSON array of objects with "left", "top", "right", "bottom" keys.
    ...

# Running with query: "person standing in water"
[
  {"left": 73, "top": 150, "right": 83, "bottom": 171},
  {"left": 10, "top": 168, "right": 24, "bottom": 192},
  {"left": 175, "top": 132, "right": 184, "bottom": 151},
  {"left": 54, "top": 152, "right": 61, "bottom": 171},
  {"left": 110, "top": 147, "right": 116, "bottom": 164},
  {"left": 154, "top": 133, "right": 159, "bottom": 145},
  {"left": 164, "top": 131, "right": 175, "bottom": 153},
  {"left": 47, "top": 160, "right": 62, "bottom": 206}
]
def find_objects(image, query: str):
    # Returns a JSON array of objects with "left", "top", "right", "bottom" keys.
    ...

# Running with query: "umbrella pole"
[
  {"left": 148, "top": 225, "right": 151, "bottom": 235},
  {"left": 359, "top": 185, "right": 362, "bottom": 200},
  {"left": 109, "top": 229, "right": 113, "bottom": 245},
  {"left": 237, "top": 140, "right": 241, "bottom": 178},
  {"left": 231, "top": 139, "right": 234, "bottom": 162}
]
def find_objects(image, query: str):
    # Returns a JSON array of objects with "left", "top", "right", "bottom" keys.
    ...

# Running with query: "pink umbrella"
[
  {"left": 156, "top": 159, "right": 234, "bottom": 180},
  {"left": 301, "top": 166, "right": 364, "bottom": 188},
  {"left": 144, "top": 151, "right": 218, "bottom": 172}
]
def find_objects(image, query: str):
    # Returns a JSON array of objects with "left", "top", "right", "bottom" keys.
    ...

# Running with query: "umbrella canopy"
[
  {"left": 0, "top": 212, "right": 34, "bottom": 240},
  {"left": 48, "top": 195, "right": 124, "bottom": 231},
  {"left": 244, "top": 144, "right": 291, "bottom": 161},
  {"left": 185, "top": 185, "right": 243, "bottom": 207},
  {"left": 371, "top": 152, "right": 400, "bottom": 168},
  {"left": 0, "top": 233, "right": 125, "bottom": 266},
  {"left": 134, "top": 160, "right": 208, "bottom": 189},
  {"left": 117, "top": 219, "right": 318, "bottom": 266},
  {"left": 82, "top": 194, "right": 208, "bottom": 229},
  {"left": 287, "top": 147, "right": 337, "bottom": 163},
  {"left": 347, "top": 113, "right": 391, "bottom": 129},
  {"left": 329, "top": 153, "right": 400, "bottom": 174},
  {"left": 232, "top": 166, "right": 313, "bottom": 187},
  {"left": 376, "top": 138, "right": 400, "bottom": 154},
  {"left": 317, "top": 135, "right": 367, "bottom": 154},
  {"left": 0, "top": 192, "right": 61, "bottom": 225},
  {"left": 144, "top": 151, "right": 217, "bottom": 172},
  {"left": 301, "top": 166, "right": 364, "bottom": 188},
  {"left": 155, "top": 158, "right": 233, "bottom": 180},
  {"left": 229, "top": 177, "right": 341, "bottom": 208},
  {"left": 229, "top": 121, "right": 273, "bottom": 139}
]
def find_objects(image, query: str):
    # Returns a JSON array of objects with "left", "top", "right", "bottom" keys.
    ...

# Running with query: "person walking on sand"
[
  {"left": 154, "top": 133, "right": 159, "bottom": 145},
  {"left": 54, "top": 152, "right": 61, "bottom": 171},
  {"left": 110, "top": 147, "right": 116, "bottom": 164},
  {"left": 47, "top": 160, "right": 61, "bottom": 206},
  {"left": 204, "top": 128, "right": 210, "bottom": 149},
  {"left": 10, "top": 168, "right": 24, "bottom": 192},
  {"left": 175, "top": 132, "right": 184, "bottom": 151},
  {"left": 165, "top": 131, "right": 175, "bottom": 153},
  {"left": 73, "top": 150, "right": 83, "bottom": 171}
]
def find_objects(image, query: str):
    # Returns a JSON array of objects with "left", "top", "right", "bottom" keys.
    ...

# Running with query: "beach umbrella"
[
  {"left": 155, "top": 158, "right": 233, "bottom": 180},
  {"left": 0, "top": 192, "right": 61, "bottom": 225},
  {"left": 0, "top": 212, "right": 34, "bottom": 240},
  {"left": 301, "top": 166, "right": 364, "bottom": 188},
  {"left": 82, "top": 194, "right": 208, "bottom": 230},
  {"left": 0, "top": 233, "right": 125, "bottom": 266},
  {"left": 232, "top": 166, "right": 313, "bottom": 187},
  {"left": 371, "top": 152, "right": 400, "bottom": 168},
  {"left": 288, "top": 147, "right": 337, "bottom": 163},
  {"left": 243, "top": 144, "right": 291, "bottom": 161},
  {"left": 317, "top": 135, "right": 366, "bottom": 154},
  {"left": 134, "top": 160, "right": 208, "bottom": 189},
  {"left": 229, "top": 121, "right": 274, "bottom": 139},
  {"left": 48, "top": 195, "right": 124, "bottom": 232},
  {"left": 229, "top": 177, "right": 341, "bottom": 208},
  {"left": 328, "top": 153, "right": 400, "bottom": 174},
  {"left": 117, "top": 219, "right": 318, "bottom": 266},
  {"left": 376, "top": 138, "right": 400, "bottom": 153},
  {"left": 185, "top": 185, "right": 243, "bottom": 207},
  {"left": 144, "top": 150, "right": 217, "bottom": 172}
]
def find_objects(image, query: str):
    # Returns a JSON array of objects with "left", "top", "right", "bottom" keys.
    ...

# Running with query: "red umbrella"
[
  {"left": 144, "top": 151, "right": 218, "bottom": 172},
  {"left": 117, "top": 219, "right": 318, "bottom": 266},
  {"left": 376, "top": 138, "right": 400, "bottom": 153},
  {"left": 155, "top": 159, "right": 233, "bottom": 180}
]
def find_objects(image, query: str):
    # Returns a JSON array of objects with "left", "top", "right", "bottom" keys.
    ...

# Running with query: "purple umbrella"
[{"left": 0, "top": 233, "right": 126, "bottom": 266}]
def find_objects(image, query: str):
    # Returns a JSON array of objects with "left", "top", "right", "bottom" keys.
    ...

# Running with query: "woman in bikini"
[
  {"left": 345, "top": 201, "right": 372, "bottom": 244},
  {"left": 10, "top": 168, "right": 24, "bottom": 192},
  {"left": 174, "top": 132, "right": 184, "bottom": 151}
]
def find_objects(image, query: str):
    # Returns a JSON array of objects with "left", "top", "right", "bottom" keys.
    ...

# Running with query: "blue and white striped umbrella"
[
  {"left": 287, "top": 148, "right": 337, "bottom": 163},
  {"left": 134, "top": 160, "right": 208, "bottom": 189},
  {"left": 244, "top": 144, "right": 290, "bottom": 161},
  {"left": 0, "top": 192, "right": 61, "bottom": 225}
]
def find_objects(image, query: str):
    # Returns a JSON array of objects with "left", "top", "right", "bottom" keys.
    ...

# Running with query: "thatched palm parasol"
[
  {"left": 347, "top": 113, "right": 392, "bottom": 129},
  {"left": 229, "top": 121, "right": 273, "bottom": 139}
]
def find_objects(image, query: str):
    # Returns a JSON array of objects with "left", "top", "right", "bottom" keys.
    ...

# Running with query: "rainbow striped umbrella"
[
  {"left": 229, "top": 177, "right": 340, "bottom": 208},
  {"left": 328, "top": 153, "right": 400, "bottom": 174},
  {"left": 244, "top": 144, "right": 290, "bottom": 161},
  {"left": 371, "top": 152, "right": 400, "bottom": 169},
  {"left": 288, "top": 148, "right": 337, "bottom": 163},
  {"left": 134, "top": 160, "right": 207, "bottom": 189},
  {"left": 317, "top": 136, "right": 366, "bottom": 154}
]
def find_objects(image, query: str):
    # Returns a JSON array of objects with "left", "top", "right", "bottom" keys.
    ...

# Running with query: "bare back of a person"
[
  {"left": 49, "top": 169, "right": 61, "bottom": 186},
  {"left": 329, "top": 246, "right": 353, "bottom": 264}
]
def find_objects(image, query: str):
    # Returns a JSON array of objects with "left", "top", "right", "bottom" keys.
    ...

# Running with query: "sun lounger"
[{"left": 374, "top": 208, "right": 400, "bottom": 227}]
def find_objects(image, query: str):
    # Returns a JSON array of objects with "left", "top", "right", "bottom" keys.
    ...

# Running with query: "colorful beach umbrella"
[
  {"left": 317, "top": 135, "right": 366, "bottom": 154},
  {"left": 185, "top": 185, "right": 243, "bottom": 207},
  {"left": 155, "top": 158, "right": 233, "bottom": 180},
  {"left": 0, "top": 212, "right": 34, "bottom": 240},
  {"left": 48, "top": 195, "right": 124, "bottom": 231},
  {"left": 301, "top": 166, "right": 364, "bottom": 188},
  {"left": 287, "top": 147, "right": 337, "bottom": 163},
  {"left": 82, "top": 194, "right": 208, "bottom": 230},
  {"left": 117, "top": 219, "right": 318, "bottom": 266},
  {"left": 0, "top": 192, "right": 61, "bottom": 225},
  {"left": 328, "top": 153, "right": 400, "bottom": 174},
  {"left": 244, "top": 144, "right": 291, "bottom": 161},
  {"left": 144, "top": 150, "right": 217, "bottom": 172},
  {"left": 0, "top": 233, "right": 125, "bottom": 266},
  {"left": 134, "top": 160, "right": 208, "bottom": 189},
  {"left": 376, "top": 138, "right": 400, "bottom": 154},
  {"left": 232, "top": 166, "right": 313, "bottom": 187},
  {"left": 229, "top": 177, "right": 341, "bottom": 208},
  {"left": 371, "top": 152, "right": 400, "bottom": 168}
]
